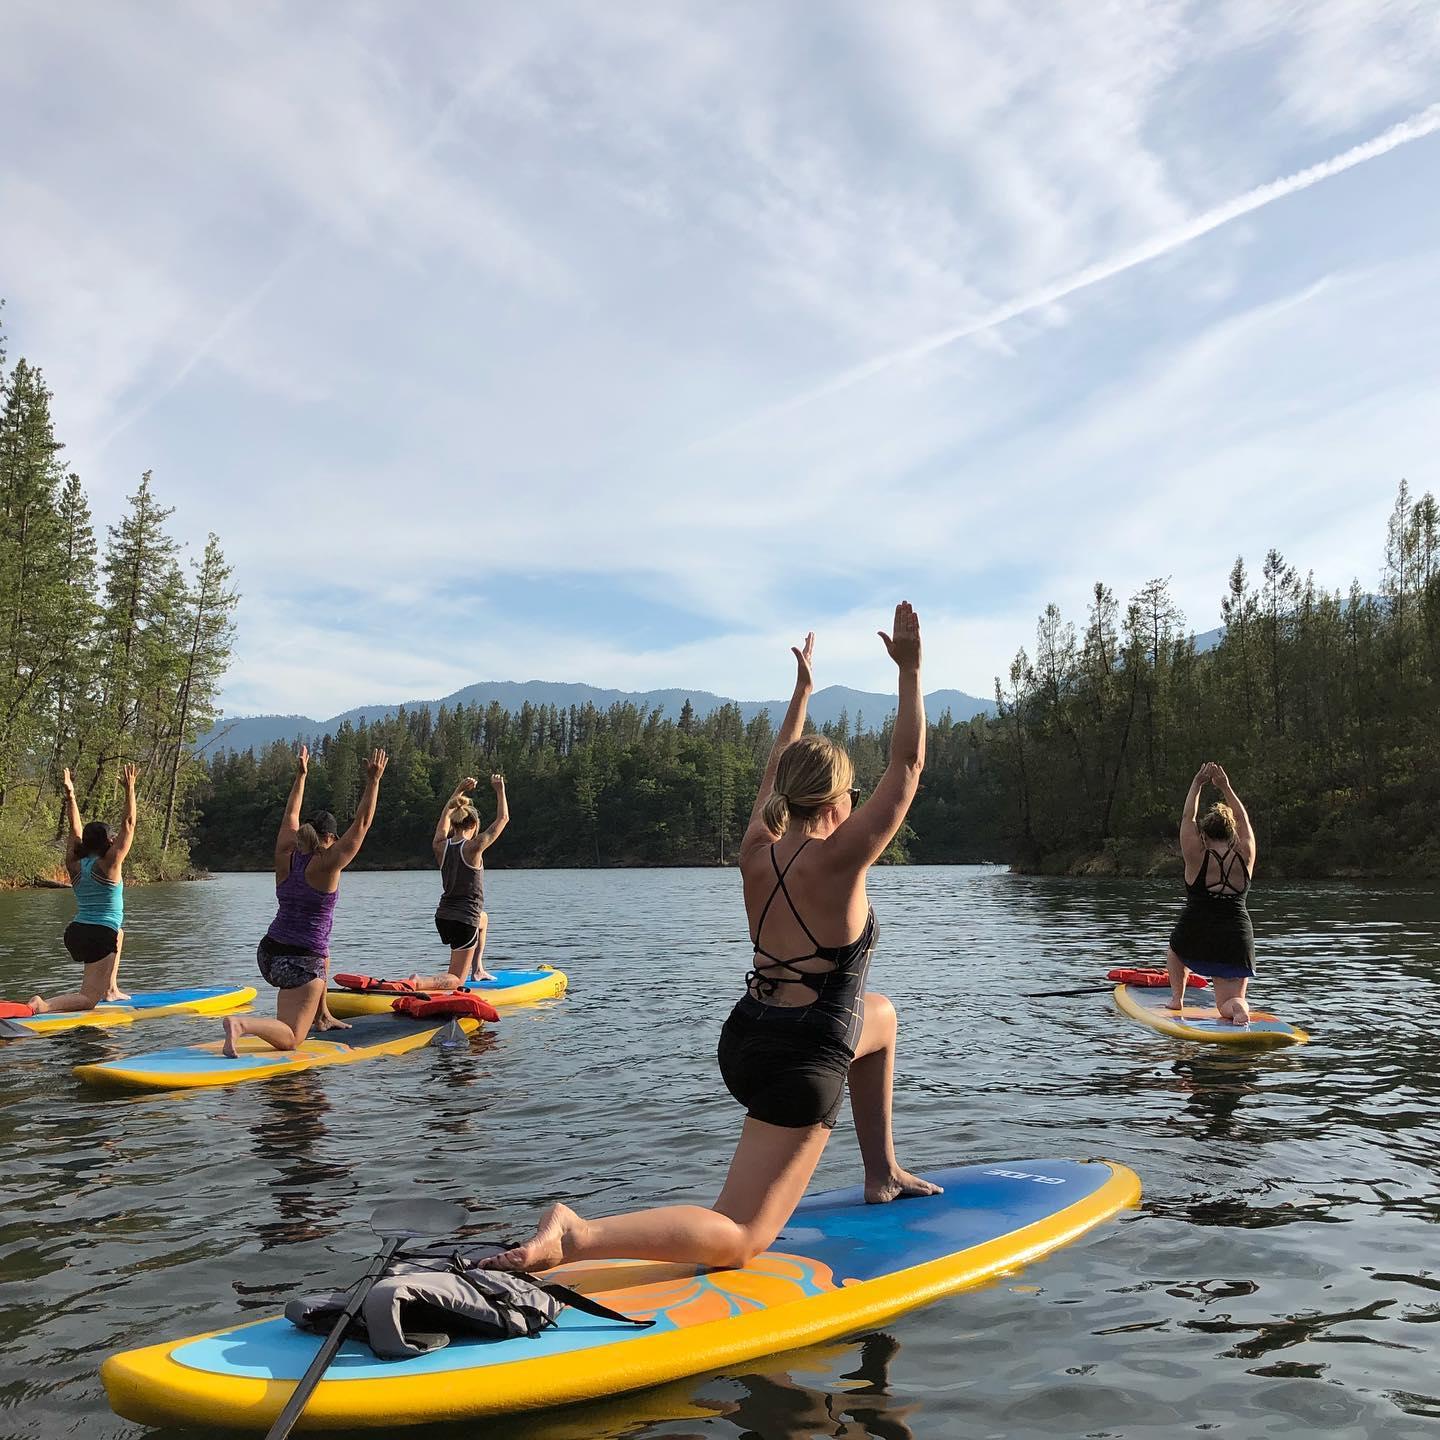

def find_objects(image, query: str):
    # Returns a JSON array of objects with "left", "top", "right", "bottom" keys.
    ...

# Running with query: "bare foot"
[
  {"left": 316, "top": 1012, "right": 351, "bottom": 1032},
  {"left": 26, "top": 995, "right": 48, "bottom": 1014},
  {"left": 221, "top": 1016, "right": 243, "bottom": 1058},
  {"left": 1223, "top": 1006, "right": 1251, "bottom": 1027},
  {"left": 865, "top": 1169, "right": 944, "bottom": 1204},
  {"left": 478, "top": 1202, "right": 585, "bottom": 1272},
  {"left": 474, "top": 971, "right": 496, "bottom": 983},
  {"left": 1164, "top": 994, "right": 1186, "bottom": 1011}
]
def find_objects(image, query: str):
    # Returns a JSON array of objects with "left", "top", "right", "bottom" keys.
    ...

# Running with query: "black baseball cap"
[{"left": 309, "top": 811, "right": 339, "bottom": 837}]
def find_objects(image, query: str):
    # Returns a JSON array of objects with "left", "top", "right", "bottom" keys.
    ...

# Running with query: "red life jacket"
[
  {"left": 0, "top": 1001, "right": 36, "bottom": 1018},
  {"left": 1106, "top": 968, "right": 1209, "bottom": 989},
  {"left": 391, "top": 994, "right": 500, "bottom": 1023}
]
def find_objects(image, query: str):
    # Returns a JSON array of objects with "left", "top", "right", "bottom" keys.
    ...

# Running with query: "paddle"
[
  {"left": 263, "top": 1197, "right": 468, "bottom": 1440},
  {"left": 1022, "top": 986, "right": 1119, "bottom": 999}
]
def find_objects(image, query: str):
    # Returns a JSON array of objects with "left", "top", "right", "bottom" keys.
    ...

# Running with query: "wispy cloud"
[{"left": 699, "top": 102, "right": 1440, "bottom": 447}]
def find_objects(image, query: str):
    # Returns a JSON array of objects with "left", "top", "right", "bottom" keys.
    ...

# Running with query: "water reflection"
[
  {"left": 249, "top": 1075, "right": 350, "bottom": 1250},
  {"left": 461, "top": 1332, "right": 915, "bottom": 1440}
]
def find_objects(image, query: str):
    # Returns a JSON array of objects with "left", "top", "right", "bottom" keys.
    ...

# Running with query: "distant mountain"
[{"left": 199, "top": 680, "right": 996, "bottom": 756}]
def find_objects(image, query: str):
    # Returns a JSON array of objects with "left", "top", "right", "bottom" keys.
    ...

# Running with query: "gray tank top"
[{"left": 436, "top": 839, "right": 484, "bottom": 924}]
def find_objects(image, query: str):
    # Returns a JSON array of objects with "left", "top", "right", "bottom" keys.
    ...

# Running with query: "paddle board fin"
[
  {"left": 0, "top": 1018, "right": 33, "bottom": 1040},
  {"left": 428, "top": 1018, "right": 467, "bottom": 1048}
]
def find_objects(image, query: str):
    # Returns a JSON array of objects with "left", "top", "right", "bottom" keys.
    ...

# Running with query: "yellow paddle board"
[
  {"left": 74, "top": 1012, "right": 483, "bottom": 1091},
  {"left": 326, "top": 965, "right": 566, "bottom": 1019},
  {"left": 103, "top": 1157, "right": 1139, "bottom": 1429},
  {"left": 1114, "top": 983, "right": 1308, "bottom": 1045}
]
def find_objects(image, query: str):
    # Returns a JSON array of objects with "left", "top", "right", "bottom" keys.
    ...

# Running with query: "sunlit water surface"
[{"left": 1, "top": 867, "right": 1437, "bottom": 1440}]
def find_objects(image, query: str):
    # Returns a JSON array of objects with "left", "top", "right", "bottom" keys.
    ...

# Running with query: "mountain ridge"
[{"left": 200, "top": 679, "right": 996, "bottom": 755}]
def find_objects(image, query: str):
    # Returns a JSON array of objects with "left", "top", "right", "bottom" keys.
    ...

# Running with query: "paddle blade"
[{"left": 370, "top": 1198, "right": 467, "bottom": 1239}]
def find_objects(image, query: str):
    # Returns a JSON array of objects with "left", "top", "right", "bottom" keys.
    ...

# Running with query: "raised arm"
[
  {"left": 60, "top": 768, "right": 84, "bottom": 875},
  {"left": 1211, "top": 763, "right": 1255, "bottom": 870},
  {"left": 1178, "top": 762, "right": 1211, "bottom": 868},
  {"left": 827, "top": 603, "right": 926, "bottom": 870},
  {"left": 433, "top": 776, "right": 477, "bottom": 864},
  {"left": 740, "top": 633, "right": 814, "bottom": 856},
  {"left": 99, "top": 764, "right": 139, "bottom": 878},
  {"left": 472, "top": 774, "right": 509, "bottom": 857},
  {"left": 329, "top": 749, "right": 388, "bottom": 870},
  {"left": 275, "top": 746, "right": 308, "bottom": 871}
]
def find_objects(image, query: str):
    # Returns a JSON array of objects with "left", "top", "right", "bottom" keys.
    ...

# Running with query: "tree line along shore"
[
  {"left": 194, "top": 479, "right": 1437, "bottom": 881},
  {"left": 4, "top": 302, "right": 1435, "bottom": 884}
]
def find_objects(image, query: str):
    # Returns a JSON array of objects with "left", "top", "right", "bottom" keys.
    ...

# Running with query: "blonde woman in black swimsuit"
[
  {"left": 1166, "top": 761, "right": 1258, "bottom": 1025},
  {"left": 484, "top": 604, "right": 940, "bottom": 1277}
]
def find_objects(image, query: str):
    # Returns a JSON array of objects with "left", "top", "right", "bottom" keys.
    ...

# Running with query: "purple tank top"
[{"left": 266, "top": 851, "right": 338, "bottom": 955}]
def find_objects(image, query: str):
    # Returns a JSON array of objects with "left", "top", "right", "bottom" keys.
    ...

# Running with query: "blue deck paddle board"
[{"left": 103, "top": 1156, "right": 1139, "bottom": 1429}]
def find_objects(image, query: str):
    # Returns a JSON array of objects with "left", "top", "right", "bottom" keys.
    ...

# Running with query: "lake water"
[{"left": 1, "top": 867, "right": 1437, "bottom": 1440}]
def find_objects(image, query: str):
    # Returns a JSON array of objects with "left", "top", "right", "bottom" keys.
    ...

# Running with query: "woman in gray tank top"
[{"left": 407, "top": 775, "right": 508, "bottom": 989}]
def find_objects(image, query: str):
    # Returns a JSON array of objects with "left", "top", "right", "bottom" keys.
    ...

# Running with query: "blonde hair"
[
  {"left": 1200, "top": 802, "right": 1236, "bottom": 842},
  {"left": 761, "top": 735, "right": 855, "bottom": 834},
  {"left": 294, "top": 823, "right": 321, "bottom": 855},
  {"left": 451, "top": 803, "right": 479, "bottom": 834}
]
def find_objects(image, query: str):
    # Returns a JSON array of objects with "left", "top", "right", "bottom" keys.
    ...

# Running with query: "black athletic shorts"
[
  {"left": 717, "top": 1006, "right": 853, "bottom": 1129},
  {"left": 434, "top": 915, "right": 481, "bottom": 950},
  {"left": 64, "top": 922, "right": 119, "bottom": 966},
  {"left": 256, "top": 935, "right": 327, "bottom": 990}
]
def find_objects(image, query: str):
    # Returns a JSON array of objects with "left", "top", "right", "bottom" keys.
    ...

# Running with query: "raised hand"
[
  {"left": 367, "top": 749, "right": 389, "bottom": 781},
  {"left": 121, "top": 763, "right": 138, "bottom": 788},
  {"left": 878, "top": 602, "right": 921, "bottom": 672},
  {"left": 61, "top": 767, "right": 74, "bottom": 794},
  {"left": 458, "top": 776, "right": 478, "bottom": 793},
  {"left": 791, "top": 632, "right": 815, "bottom": 691},
  {"left": 297, "top": 744, "right": 309, "bottom": 775},
  {"left": 1194, "top": 762, "right": 1215, "bottom": 785},
  {"left": 490, "top": 773, "right": 505, "bottom": 791},
  {"left": 1210, "top": 762, "right": 1232, "bottom": 792}
]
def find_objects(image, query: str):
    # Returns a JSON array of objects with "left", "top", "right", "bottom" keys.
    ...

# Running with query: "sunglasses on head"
[{"left": 847, "top": 787, "right": 861, "bottom": 808}]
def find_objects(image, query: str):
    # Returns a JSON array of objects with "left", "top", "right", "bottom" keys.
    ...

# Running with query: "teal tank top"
[{"left": 74, "top": 855, "right": 123, "bottom": 930}]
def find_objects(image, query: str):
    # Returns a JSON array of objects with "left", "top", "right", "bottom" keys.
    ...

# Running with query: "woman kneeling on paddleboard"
[
  {"left": 222, "top": 745, "right": 387, "bottom": 1056},
  {"left": 1166, "top": 762, "right": 1257, "bottom": 1025},
  {"left": 484, "top": 604, "right": 940, "bottom": 1278},
  {"left": 28, "top": 765, "right": 138, "bottom": 1014},
  {"left": 403, "top": 774, "right": 509, "bottom": 990}
]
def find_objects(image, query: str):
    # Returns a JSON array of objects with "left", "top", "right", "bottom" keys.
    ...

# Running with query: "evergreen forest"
[{"left": 0, "top": 306, "right": 238, "bottom": 884}]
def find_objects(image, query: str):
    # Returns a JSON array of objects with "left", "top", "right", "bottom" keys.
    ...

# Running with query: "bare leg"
[
  {"left": 1164, "top": 948, "right": 1189, "bottom": 1010},
  {"left": 847, "top": 992, "right": 943, "bottom": 1204},
  {"left": 446, "top": 943, "right": 478, "bottom": 987},
  {"left": 222, "top": 978, "right": 326, "bottom": 1055},
  {"left": 315, "top": 958, "right": 350, "bottom": 1031},
  {"left": 471, "top": 912, "right": 494, "bottom": 981},
  {"left": 29, "top": 955, "right": 117, "bottom": 1013},
  {"left": 106, "top": 929, "right": 130, "bottom": 1001},
  {"left": 406, "top": 971, "right": 462, "bottom": 991},
  {"left": 481, "top": 1117, "right": 831, "bottom": 1273},
  {"left": 1212, "top": 976, "right": 1251, "bottom": 1025}
]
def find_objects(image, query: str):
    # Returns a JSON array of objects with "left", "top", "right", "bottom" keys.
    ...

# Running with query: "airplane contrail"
[{"left": 697, "top": 100, "right": 1440, "bottom": 448}]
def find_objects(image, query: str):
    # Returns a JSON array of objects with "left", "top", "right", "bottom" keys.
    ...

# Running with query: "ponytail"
[
  {"left": 762, "top": 791, "right": 791, "bottom": 835},
  {"left": 294, "top": 823, "right": 321, "bottom": 855}
]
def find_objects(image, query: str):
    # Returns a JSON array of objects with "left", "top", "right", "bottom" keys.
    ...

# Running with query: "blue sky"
[{"left": 2, "top": 2, "right": 1438, "bottom": 717}]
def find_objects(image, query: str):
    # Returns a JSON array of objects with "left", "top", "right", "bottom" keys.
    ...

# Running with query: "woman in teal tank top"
[{"left": 27, "top": 764, "right": 138, "bottom": 1014}]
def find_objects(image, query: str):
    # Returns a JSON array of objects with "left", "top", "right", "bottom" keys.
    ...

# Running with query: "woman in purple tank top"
[{"left": 221, "top": 745, "right": 388, "bottom": 1056}]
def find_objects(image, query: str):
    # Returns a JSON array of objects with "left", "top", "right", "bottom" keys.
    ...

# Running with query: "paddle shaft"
[
  {"left": 1023, "top": 986, "right": 1118, "bottom": 998},
  {"left": 263, "top": 1235, "right": 404, "bottom": 1440}
]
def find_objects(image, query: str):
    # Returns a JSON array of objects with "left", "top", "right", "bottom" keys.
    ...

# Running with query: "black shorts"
[
  {"left": 717, "top": 1007, "right": 853, "bottom": 1129},
  {"left": 435, "top": 915, "right": 481, "bottom": 950},
  {"left": 256, "top": 936, "right": 327, "bottom": 990},
  {"left": 64, "top": 922, "right": 119, "bottom": 966}
]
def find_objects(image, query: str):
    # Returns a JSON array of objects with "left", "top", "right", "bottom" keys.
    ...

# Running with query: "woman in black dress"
[{"left": 1165, "top": 762, "right": 1257, "bottom": 1025}]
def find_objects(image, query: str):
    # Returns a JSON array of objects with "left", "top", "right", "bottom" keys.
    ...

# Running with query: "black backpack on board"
[{"left": 284, "top": 1239, "right": 653, "bottom": 1360}]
